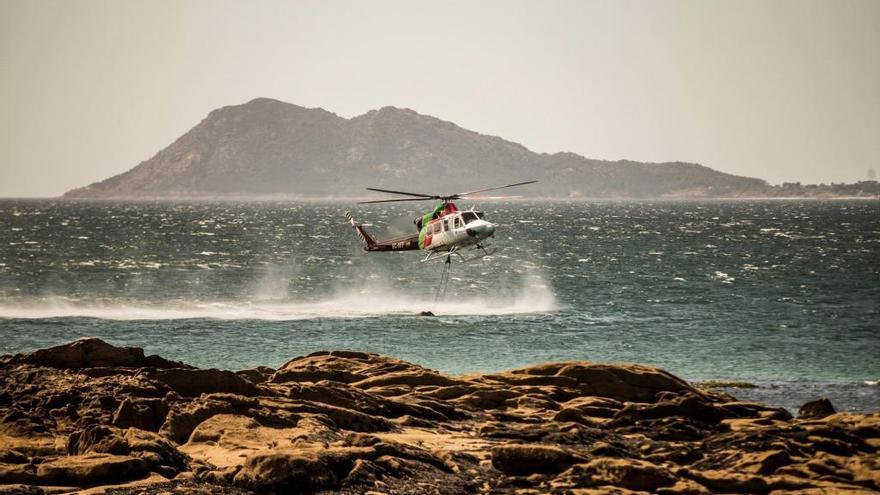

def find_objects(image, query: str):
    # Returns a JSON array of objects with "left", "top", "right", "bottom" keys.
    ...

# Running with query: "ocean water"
[{"left": 0, "top": 199, "right": 877, "bottom": 412}]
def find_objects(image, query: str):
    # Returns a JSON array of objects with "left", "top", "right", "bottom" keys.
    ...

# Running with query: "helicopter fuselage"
[
  {"left": 345, "top": 202, "right": 496, "bottom": 256},
  {"left": 417, "top": 203, "right": 495, "bottom": 252},
  {"left": 348, "top": 180, "right": 534, "bottom": 264}
]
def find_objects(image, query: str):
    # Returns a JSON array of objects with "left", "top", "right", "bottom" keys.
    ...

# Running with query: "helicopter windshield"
[{"left": 460, "top": 211, "right": 485, "bottom": 223}]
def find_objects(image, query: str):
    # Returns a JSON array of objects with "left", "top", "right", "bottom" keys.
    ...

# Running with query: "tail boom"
[{"left": 345, "top": 212, "right": 420, "bottom": 252}]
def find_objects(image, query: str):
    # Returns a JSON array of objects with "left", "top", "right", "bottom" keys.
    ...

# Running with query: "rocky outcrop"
[
  {"left": 799, "top": 398, "right": 837, "bottom": 419},
  {"left": 1, "top": 338, "right": 878, "bottom": 494},
  {"left": 8, "top": 337, "right": 186, "bottom": 370}
]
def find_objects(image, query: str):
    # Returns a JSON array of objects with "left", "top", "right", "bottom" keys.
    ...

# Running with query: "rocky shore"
[{"left": 0, "top": 338, "right": 877, "bottom": 494}]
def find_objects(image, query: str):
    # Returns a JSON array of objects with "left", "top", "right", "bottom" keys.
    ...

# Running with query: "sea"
[{"left": 1, "top": 199, "right": 877, "bottom": 412}]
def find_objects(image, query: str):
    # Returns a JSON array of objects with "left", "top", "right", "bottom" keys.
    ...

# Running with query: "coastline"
[{"left": 1, "top": 338, "right": 877, "bottom": 494}]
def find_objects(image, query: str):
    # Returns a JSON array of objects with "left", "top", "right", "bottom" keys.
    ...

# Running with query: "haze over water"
[{"left": 0, "top": 199, "right": 877, "bottom": 411}]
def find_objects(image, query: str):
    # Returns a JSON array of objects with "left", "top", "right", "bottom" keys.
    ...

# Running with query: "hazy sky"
[{"left": 1, "top": 0, "right": 878, "bottom": 197}]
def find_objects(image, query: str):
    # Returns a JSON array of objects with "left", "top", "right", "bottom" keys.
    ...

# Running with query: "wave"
[{"left": 0, "top": 288, "right": 557, "bottom": 321}]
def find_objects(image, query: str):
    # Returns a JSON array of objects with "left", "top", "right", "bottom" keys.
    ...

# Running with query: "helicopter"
[{"left": 344, "top": 180, "right": 537, "bottom": 264}]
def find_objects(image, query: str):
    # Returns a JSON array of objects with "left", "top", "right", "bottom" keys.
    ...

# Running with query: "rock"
[
  {"left": 562, "top": 396, "right": 624, "bottom": 417},
  {"left": 270, "top": 367, "right": 362, "bottom": 384},
  {"left": 160, "top": 394, "right": 261, "bottom": 443},
  {"left": 352, "top": 371, "right": 463, "bottom": 390},
  {"left": 0, "top": 484, "right": 44, "bottom": 495},
  {"left": 0, "top": 449, "right": 28, "bottom": 463},
  {"left": 554, "top": 396, "right": 624, "bottom": 426},
  {"left": 112, "top": 397, "right": 170, "bottom": 431},
  {"left": 455, "top": 389, "right": 521, "bottom": 410},
  {"left": 656, "top": 479, "right": 712, "bottom": 495},
  {"left": 10, "top": 338, "right": 183, "bottom": 369},
  {"left": 478, "top": 420, "right": 605, "bottom": 445},
  {"left": 67, "top": 425, "right": 128, "bottom": 455},
  {"left": 552, "top": 458, "right": 679, "bottom": 491},
  {"left": 613, "top": 393, "right": 725, "bottom": 425},
  {"left": 491, "top": 444, "right": 586, "bottom": 475},
  {"left": 799, "top": 398, "right": 837, "bottom": 419},
  {"left": 419, "top": 385, "right": 475, "bottom": 400},
  {"left": 843, "top": 452, "right": 880, "bottom": 490},
  {"left": 183, "top": 413, "right": 342, "bottom": 471},
  {"left": 282, "top": 380, "right": 456, "bottom": 422},
  {"left": 3, "top": 338, "right": 880, "bottom": 494},
  {"left": 482, "top": 372, "right": 579, "bottom": 388},
  {"left": 232, "top": 446, "right": 375, "bottom": 491},
  {"left": 821, "top": 412, "right": 880, "bottom": 439},
  {"left": 732, "top": 449, "right": 792, "bottom": 475},
  {"left": 553, "top": 407, "right": 604, "bottom": 427},
  {"left": 34, "top": 453, "right": 148, "bottom": 485},
  {"left": 719, "top": 401, "right": 792, "bottom": 420},
  {"left": 508, "top": 394, "right": 560, "bottom": 412},
  {"left": 478, "top": 361, "right": 700, "bottom": 403},
  {"left": 269, "top": 350, "right": 450, "bottom": 387},
  {"left": 682, "top": 468, "right": 771, "bottom": 493},
  {"left": 64, "top": 424, "right": 188, "bottom": 478},
  {"left": 235, "top": 366, "right": 274, "bottom": 384},
  {"left": 147, "top": 368, "right": 260, "bottom": 397},
  {"left": 300, "top": 401, "right": 396, "bottom": 432},
  {"left": 0, "top": 462, "right": 37, "bottom": 484},
  {"left": 270, "top": 351, "right": 415, "bottom": 384}
]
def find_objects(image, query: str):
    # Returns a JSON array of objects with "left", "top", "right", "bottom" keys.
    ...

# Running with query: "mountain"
[{"left": 65, "top": 97, "right": 775, "bottom": 199}]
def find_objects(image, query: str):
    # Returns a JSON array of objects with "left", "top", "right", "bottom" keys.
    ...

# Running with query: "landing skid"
[{"left": 463, "top": 244, "right": 497, "bottom": 263}]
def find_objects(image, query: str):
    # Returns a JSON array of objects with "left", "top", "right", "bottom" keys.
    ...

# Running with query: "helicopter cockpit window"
[{"left": 461, "top": 212, "right": 485, "bottom": 223}]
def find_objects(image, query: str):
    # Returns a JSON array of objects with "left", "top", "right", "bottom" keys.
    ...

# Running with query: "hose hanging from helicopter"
[{"left": 435, "top": 254, "right": 452, "bottom": 302}]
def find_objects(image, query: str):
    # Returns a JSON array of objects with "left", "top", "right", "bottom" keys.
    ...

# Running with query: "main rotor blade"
[
  {"left": 454, "top": 180, "right": 538, "bottom": 197},
  {"left": 366, "top": 187, "right": 437, "bottom": 199},
  {"left": 358, "top": 197, "right": 435, "bottom": 204},
  {"left": 458, "top": 195, "right": 521, "bottom": 200}
]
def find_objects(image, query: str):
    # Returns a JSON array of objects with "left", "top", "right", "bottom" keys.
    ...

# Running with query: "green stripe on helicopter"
[{"left": 418, "top": 204, "right": 445, "bottom": 249}]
